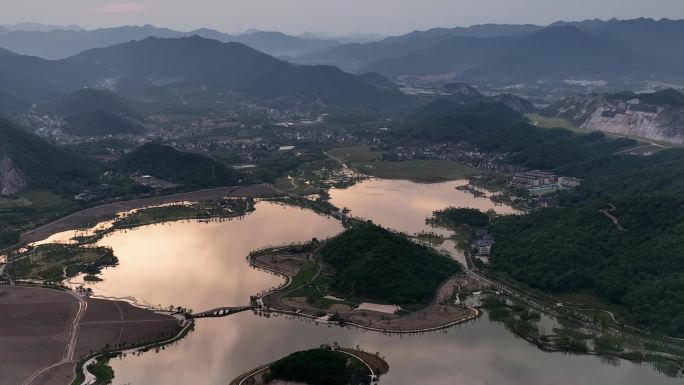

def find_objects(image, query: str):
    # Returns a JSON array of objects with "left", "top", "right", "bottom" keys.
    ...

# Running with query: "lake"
[{"left": 59, "top": 180, "right": 677, "bottom": 384}]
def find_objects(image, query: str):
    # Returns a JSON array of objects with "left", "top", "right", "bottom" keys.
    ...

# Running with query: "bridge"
[{"left": 193, "top": 305, "right": 256, "bottom": 319}]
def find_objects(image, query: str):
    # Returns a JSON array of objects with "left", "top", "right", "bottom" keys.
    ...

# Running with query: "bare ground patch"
[{"left": 0, "top": 286, "right": 76, "bottom": 385}]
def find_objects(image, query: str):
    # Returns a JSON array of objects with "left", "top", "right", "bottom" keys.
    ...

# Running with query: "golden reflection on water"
[
  {"left": 329, "top": 179, "right": 516, "bottom": 237},
  {"left": 77, "top": 202, "right": 343, "bottom": 310},
  {"left": 72, "top": 183, "right": 678, "bottom": 385}
]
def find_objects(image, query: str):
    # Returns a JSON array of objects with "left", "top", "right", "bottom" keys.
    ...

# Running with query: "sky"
[{"left": 1, "top": 0, "right": 684, "bottom": 36}]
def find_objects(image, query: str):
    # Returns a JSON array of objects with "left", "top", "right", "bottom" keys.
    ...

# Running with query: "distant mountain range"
[
  {"left": 0, "top": 25, "right": 340, "bottom": 59},
  {"left": 301, "top": 18, "right": 684, "bottom": 83},
  {"left": 0, "top": 36, "right": 408, "bottom": 111},
  {"left": 1, "top": 23, "right": 84, "bottom": 32}
]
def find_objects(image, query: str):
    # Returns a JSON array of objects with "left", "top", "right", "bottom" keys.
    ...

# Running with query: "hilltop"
[
  {"left": 317, "top": 222, "right": 461, "bottom": 305},
  {"left": 302, "top": 18, "right": 684, "bottom": 83},
  {"left": 0, "top": 36, "right": 410, "bottom": 111},
  {"left": 118, "top": 143, "right": 243, "bottom": 188},
  {"left": 41, "top": 88, "right": 144, "bottom": 136}
]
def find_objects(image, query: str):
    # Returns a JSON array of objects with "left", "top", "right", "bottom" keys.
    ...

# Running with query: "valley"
[{"left": 1, "top": 11, "right": 684, "bottom": 385}]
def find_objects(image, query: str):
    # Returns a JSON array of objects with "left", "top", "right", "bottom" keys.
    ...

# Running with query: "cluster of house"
[
  {"left": 471, "top": 230, "right": 495, "bottom": 265},
  {"left": 511, "top": 170, "right": 581, "bottom": 195},
  {"left": 385, "top": 142, "right": 520, "bottom": 173}
]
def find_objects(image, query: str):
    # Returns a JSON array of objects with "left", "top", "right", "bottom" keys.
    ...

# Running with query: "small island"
[
  {"left": 250, "top": 222, "right": 480, "bottom": 333},
  {"left": 230, "top": 345, "right": 389, "bottom": 385}
]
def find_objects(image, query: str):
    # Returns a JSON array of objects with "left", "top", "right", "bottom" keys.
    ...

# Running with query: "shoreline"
[
  {"left": 248, "top": 247, "right": 482, "bottom": 334},
  {"left": 19, "top": 184, "right": 279, "bottom": 245},
  {"left": 229, "top": 346, "right": 389, "bottom": 385}
]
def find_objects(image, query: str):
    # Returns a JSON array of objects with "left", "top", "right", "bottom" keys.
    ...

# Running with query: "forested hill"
[
  {"left": 0, "top": 36, "right": 412, "bottom": 111},
  {"left": 118, "top": 143, "right": 243, "bottom": 187},
  {"left": 0, "top": 118, "right": 102, "bottom": 194},
  {"left": 400, "top": 98, "right": 635, "bottom": 170},
  {"left": 41, "top": 88, "right": 144, "bottom": 136},
  {"left": 317, "top": 222, "right": 460, "bottom": 305},
  {"left": 490, "top": 149, "right": 684, "bottom": 337}
]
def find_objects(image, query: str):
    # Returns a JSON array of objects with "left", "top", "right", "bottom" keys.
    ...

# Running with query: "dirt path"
[
  {"left": 600, "top": 203, "right": 625, "bottom": 231},
  {"left": 20, "top": 291, "right": 86, "bottom": 385}
]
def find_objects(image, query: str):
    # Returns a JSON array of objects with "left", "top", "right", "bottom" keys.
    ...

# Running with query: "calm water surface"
[{"left": 63, "top": 181, "right": 676, "bottom": 385}]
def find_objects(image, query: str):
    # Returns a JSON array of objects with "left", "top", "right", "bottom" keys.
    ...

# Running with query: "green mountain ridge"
[
  {"left": 42, "top": 88, "right": 144, "bottom": 136},
  {"left": 0, "top": 118, "right": 102, "bottom": 193}
]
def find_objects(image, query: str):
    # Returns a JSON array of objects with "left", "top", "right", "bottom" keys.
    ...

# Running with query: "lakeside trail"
[{"left": 20, "top": 184, "right": 278, "bottom": 245}]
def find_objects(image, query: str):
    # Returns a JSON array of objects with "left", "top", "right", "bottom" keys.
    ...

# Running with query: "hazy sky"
[{"left": 2, "top": 0, "right": 684, "bottom": 36}]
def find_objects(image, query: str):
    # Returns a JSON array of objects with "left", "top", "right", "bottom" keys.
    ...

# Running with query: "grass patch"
[
  {"left": 326, "top": 145, "right": 382, "bottom": 164},
  {"left": 8, "top": 244, "right": 116, "bottom": 280},
  {"left": 289, "top": 261, "right": 318, "bottom": 289},
  {"left": 19, "top": 190, "right": 72, "bottom": 209},
  {"left": 526, "top": 113, "right": 580, "bottom": 131},
  {"left": 644, "top": 342, "right": 684, "bottom": 357},
  {"left": 355, "top": 160, "right": 478, "bottom": 181},
  {"left": 0, "top": 197, "right": 33, "bottom": 210}
]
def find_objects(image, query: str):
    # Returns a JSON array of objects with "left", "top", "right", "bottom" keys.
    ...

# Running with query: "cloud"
[{"left": 94, "top": 2, "right": 148, "bottom": 14}]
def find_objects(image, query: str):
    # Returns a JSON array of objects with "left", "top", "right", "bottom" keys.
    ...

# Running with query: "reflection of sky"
[
  {"left": 85, "top": 202, "right": 344, "bottom": 310},
  {"left": 110, "top": 309, "right": 676, "bottom": 385},
  {"left": 82, "top": 188, "right": 674, "bottom": 385},
  {"left": 330, "top": 179, "right": 517, "bottom": 237}
]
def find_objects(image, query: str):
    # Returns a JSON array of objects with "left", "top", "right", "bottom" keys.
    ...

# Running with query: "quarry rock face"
[
  {"left": 0, "top": 155, "right": 28, "bottom": 195},
  {"left": 582, "top": 102, "right": 684, "bottom": 144},
  {"left": 548, "top": 95, "right": 684, "bottom": 144}
]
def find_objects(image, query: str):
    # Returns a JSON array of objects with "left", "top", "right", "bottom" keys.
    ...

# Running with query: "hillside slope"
[
  {"left": 41, "top": 88, "right": 144, "bottom": 136},
  {"left": 67, "top": 36, "right": 408, "bottom": 109},
  {"left": 546, "top": 89, "right": 684, "bottom": 144},
  {"left": 318, "top": 222, "right": 460, "bottom": 305},
  {"left": 0, "top": 118, "right": 102, "bottom": 194},
  {"left": 118, "top": 143, "right": 242, "bottom": 187}
]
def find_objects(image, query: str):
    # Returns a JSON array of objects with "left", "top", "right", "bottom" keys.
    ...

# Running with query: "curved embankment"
[
  {"left": 20, "top": 184, "right": 278, "bottom": 245},
  {"left": 75, "top": 315, "right": 194, "bottom": 385},
  {"left": 248, "top": 248, "right": 481, "bottom": 334},
  {"left": 229, "top": 347, "right": 389, "bottom": 385}
]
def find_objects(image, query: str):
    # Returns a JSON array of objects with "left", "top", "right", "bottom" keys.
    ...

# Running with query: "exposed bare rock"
[
  {"left": 0, "top": 154, "right": 28, "bottom": 195},
  {"left": 582, "top": 101, "right": 684, "bottom": 144},
  {"left": 546, "top": 94, "right": 684, "bottom": 144}
]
